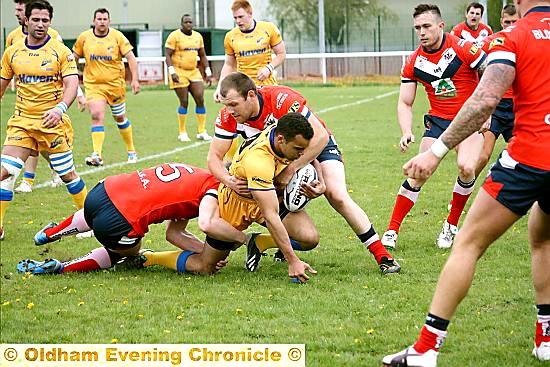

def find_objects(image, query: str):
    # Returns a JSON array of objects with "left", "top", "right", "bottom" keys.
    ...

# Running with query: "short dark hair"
[
  {"left": 502, "top": 4, "right": 516, "bottom": 16},
  {"left": 14, "top": 0, "right": 31, "bottom": 5},
  {"left": 181, "top": 14, "right": 192, "bottom": 22},
  {"left": 25, "top": 0, "right": 53, "bottom": 20},
  {"left": 94, "top": 8, "right": 110, "bottom": 19},
  {"left": 466, "top": 2, "right": 484, "bottom": 15},
  {"left": 275, "top": 113, "right": 314, "bottom": 142},
  {"left": 413, "top": 4, "right": 441, "bottom": 19},
  {"left": 220, "top": 72, "right": 257, "bottom": 99}
]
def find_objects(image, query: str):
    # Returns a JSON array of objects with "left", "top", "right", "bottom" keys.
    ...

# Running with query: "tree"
[{"left": 268, "top": 0, "right": 397, "bottom": 51}]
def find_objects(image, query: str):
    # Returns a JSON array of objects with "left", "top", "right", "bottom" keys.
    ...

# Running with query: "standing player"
[
  {"left": 19, "top": 163, "right": 251, "bottom": 274},
  {"left": 381, "top": 4, "right": 486, "bottom": 250},
  {"left": 383, "top": 1, "right": 550, "bottom": 365},
  {"left": 451, "top": 2, "right": 493, "bottom": 44},
  {"left": 73, "top": 8, "right": 140, "bottom": 167},
  {"left": 0, "top": 0, "right": 88, "bottom": 240},
  {"left": 165, "top": 14, "right": 212, "bottom": 142},
  {"left": 208, "top": 72, "right": 401, "bottom": 274},
  {"left": 6, "top": 0, "right": 82, "bottom": 193},
  {"left": 475, "top": 4, "right": 519, "bottom": 177}
]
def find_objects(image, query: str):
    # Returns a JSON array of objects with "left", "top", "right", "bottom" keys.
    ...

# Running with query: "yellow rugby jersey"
[
  {"left": 230, "top": 124, "right": 290, "bottom": 191},
  {"left": 1, "top": 36, "right": 78, "bottom": 119},
  {"left": 6, "top": 26, "right": 62, "bottom": 47},
  {"left": 224, "top": 20, "right": 282, "bottom": 85},
  {"left": 73, "top": 28, "right": 133, "bottom": 85},
  {"left": 165, "top": 29, "right": 204, "bottom": 70}
]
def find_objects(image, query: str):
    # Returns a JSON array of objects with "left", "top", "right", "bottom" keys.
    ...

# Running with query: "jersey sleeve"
[
  {"left": 224, "top": 32, "right": 234, "bottom": 56},
  {"left": 214, "top": 108, "right": 239, "bottom": 139},
  {"left": 268, "top": 23, "right": 283, "bottom": 47},
  {"left": 59, "top": 45, "right": 79, "bottom": 77},
  {"left": 72, "top": 33, "right": 84, "bottom": 56},
  {"left": 0, "top": 48, "right": 14, "bottom": 80},
  {"left": 273, "top": 90, "right": 308, "bottom": 119},
  {"left": 486, "top": 29, "right": 516, "bottom": 68},
  {"left": 400, "top": 55, "right": 416, "bottom": 83},
  {"left": 450, "top": 24, "right": 459, "bottom": 36},
  {"left": 118, "top": 31, "right": 134, "bottom": 56},
  {"left": 165, "top": 31, "right": 177, "bottom": 50},
  {"left": 5, "top": 30, "right": 15, "bottom": 48},
  {"left": 460, "top": 40, "right": 486, "bottom": 69},
  {"left": 244, "top": 150, "right": 277, "bottom": 191}
]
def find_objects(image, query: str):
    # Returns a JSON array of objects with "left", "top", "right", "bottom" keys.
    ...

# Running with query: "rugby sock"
[
  {"left": 65, "top": 177, "right": 87, "bottom": 209},
  {"left": 224, "top": 137, "right": 240, "bottom": 162},
  {"left": 117, "top": 118, "right": 136, "bottom": 152},
  {"left": 0, "top": 200, "right": 10, "bottom": 230},
  {"left": 142, "top": 250, "right": 182, "bottom": 270},
  {"left": 255, "top": 234, "right": 303, "bottom": 252},
  {"left": 177, "top": 106, "right": 188, "bottom": 134},
  {"left": 359, "top": 226, "right": 393, "bottom": 264},
  {"left": 536, "top": 305, "right": 550, "bottom": 347},
  {"left": 43, "top": 209, "right": 90, "bottom": 240},
  {"left": 61, "top": 247, "right": 121, "bottom": 273},
  {"left": 387, "top": 179, "right": 421, "bottom": 232},
  {"left": 21, "top": 171, "right": 36, "bottom": 187},
  {"left": 91, "top": 125, "right": 105, "bottom": 157},
  {"left": 413, "top": 313, "right": 449, "bottom": 353},
  {"left": 196, "top": 106, "right": 206, "bottom": 134},
  {"left": 447, "top": 177, "right": 476, "bottom": 226}
]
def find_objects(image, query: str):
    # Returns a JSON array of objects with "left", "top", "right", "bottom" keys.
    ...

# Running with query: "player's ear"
[{"left": 247, "top": 90, "right": 255, "bottom": 100}]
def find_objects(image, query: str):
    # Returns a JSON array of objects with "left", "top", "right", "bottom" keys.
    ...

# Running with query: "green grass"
[{"left": 0, "top": 85, "right": 540, "bottom": 367}]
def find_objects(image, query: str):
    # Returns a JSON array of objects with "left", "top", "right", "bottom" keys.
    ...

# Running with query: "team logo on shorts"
[
  {"left": 288, "top": 101, "right": 300, "bottom": 113},
  {"left": 50, "top": 137, "right": 64, "bottom": 149},
  {"left": 7, "top": 136, "right": 23, "bottom": 141}
]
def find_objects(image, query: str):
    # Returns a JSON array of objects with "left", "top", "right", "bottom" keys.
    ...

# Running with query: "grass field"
[{"left": 0, "top": 84, "right": 541, "bottom": 367}]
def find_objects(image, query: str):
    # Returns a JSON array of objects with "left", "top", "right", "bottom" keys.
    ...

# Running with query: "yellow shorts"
[
  {"left": 169, "top": 68, "right": 203, "bottom": 89},
  {"left": 218, "top": 184, "right": 265, "bottom": 231},
  {"left": 84, "top": 80, "right": 126, "bottom": 106},
  {"left": 4, "top": 114, "right": 74, "bottom": 153}
]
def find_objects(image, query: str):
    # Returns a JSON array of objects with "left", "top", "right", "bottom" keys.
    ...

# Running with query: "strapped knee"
[
  {"left": 111, "top": 102, "right": 126, "bottom": 117},
  {"left": 49, "top": 151, "right": 76, "bottom": 177},
  {"left": 1, "top": 155, "right": 24, "bottom": 196}
]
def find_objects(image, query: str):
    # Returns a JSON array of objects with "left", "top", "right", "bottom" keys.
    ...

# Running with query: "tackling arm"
[
  {"left": 165, "top": 219, "right": 206, "bottom": 253},
  {"left": 207, "top": 137, "right": 248, "bottom": 194}
]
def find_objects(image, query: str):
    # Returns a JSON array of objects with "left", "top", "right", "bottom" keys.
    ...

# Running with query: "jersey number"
[{"left": 155, "top": 163, "right": 194, "bottom": 182}]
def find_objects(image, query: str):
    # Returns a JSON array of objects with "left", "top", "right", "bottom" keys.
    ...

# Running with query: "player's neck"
[
  {"left": 466, "top": 20, "right": 479, "bottom": 30},
  {"left": 94, "top": 27, "right": 109, "bottom": 37},
  {"left": 243, "top": 20, "right": 255, "bottom": 32},
  {"left": 26, "top": 33, "right": 49, "bottom": 47},
  {"left": 181, "top": 29, "right": 192, "bottom": 36}
]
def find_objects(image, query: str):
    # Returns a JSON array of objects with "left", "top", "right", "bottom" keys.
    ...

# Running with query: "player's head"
[
  {"left": 413, "top": 4, "right": 444, "bottom": 51},
  {"left": 181, "top": 14, "right": 193, "bottom": 33},
  {"left": 93, "top": 8, "right": 110, "bottom": 34},
  {"left": 500, "top": 4, "right": 518, "bottom": 29},
  {"left": 231, "top": 0, "right": 254, "bottom": 31},
  {"left": 25, "top": 0, "right": 53, "bottom": 40},
  {"left": 274, "top": 113, "right": 314, "bottom": 161},
  {"left": 465, "top": 2, "right": 484, "bottom": 28},
  {"left": 219, "top": 72, "right": 259, "bottom": 123},
  {"left": 14, "top": 0, "right": 31, "bottom": 25}
]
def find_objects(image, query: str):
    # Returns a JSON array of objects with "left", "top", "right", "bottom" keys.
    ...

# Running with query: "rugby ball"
[{"left": 283, "top": 164, "right": 318, "bottom": 212}]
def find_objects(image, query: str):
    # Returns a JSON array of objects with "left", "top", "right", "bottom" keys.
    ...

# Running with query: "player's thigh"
[
  {"left": 481, "top": 131, "right": 497, "bottom": 159},
  {"left": 87, "top": 99, "right": 107, "bottom": 122},
  {"left": 33, "top": 114, "right": 75, "bottom": 155},
  {"left": 174, "top": 87, "right": 190, "bottom": 104},
  {"left": 218, "top": 185, "right": 261, "bottom": 231},
  {"left": 283, "top": 210, "right": 319, "bottom": 245},
  {"left": 455, "top": 131, "right": 484, "bottom": 169},
  {"left": 529, "top": 202, "right": 550, "bottom": 246},
  {"left": 419, "top": 136, "right": 436, "bottom": 153},
  {"left": 188, "top": 81, "right": 205, "bottom": 105},
  {"left": 320, "top": 159, "right": 348, "bottom": 196}
]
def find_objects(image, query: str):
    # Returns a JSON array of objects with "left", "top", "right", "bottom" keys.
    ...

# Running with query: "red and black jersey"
[{"left": 104, "top": 163, "right": 219, "bottom": 236}]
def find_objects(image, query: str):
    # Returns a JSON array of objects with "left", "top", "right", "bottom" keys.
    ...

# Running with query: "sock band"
[
  {"left": 426, "top": 313, "right": 450, "bottom": 331},
  {"left": 178, "top": 106, "right": 187, "bottom": 114},
  {"left": 176, "top": 250, "right": 194, "bottom": 273}
]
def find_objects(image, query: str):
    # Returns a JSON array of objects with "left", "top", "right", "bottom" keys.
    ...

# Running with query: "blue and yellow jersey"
[
  {"left": 73, "top": 27, "right": 133, "bottom": 85},
  {"left": 1, "top": 36, "right": 78, "bottom": 119},
  {"left": 5, "top": 26, "right": 62, "bottom": 47},
  {"left": 224, "top": 20, "right": 282, "bottom": 85},
  {"left": 165, "top": 29, "right": 204, "bottom": 71},
  {"left": 229, "top": 124, "right": 289, "bottom": 191}
]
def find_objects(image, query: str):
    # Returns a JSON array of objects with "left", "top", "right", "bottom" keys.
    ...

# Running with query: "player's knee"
[
  {"left": 197, "top": 217, "right": 214, "bottom": 234},
  {"left": 297, "top": 234, "right": 320, "bottom": 251},
  {"left": 324, "top": 187, "right": 349, "bottom": 211},
  {"left": 1, "top": 155, "right": 24, "bottom": 193},
  {"left": 50, "top": 151, "right": 77, "bottom": 181},
  {"left": 457, "top": 163, "right": 476, "bottom": 179}
]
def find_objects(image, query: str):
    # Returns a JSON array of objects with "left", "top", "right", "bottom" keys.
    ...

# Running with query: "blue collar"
[
  {"left": 422, "top": 33, "right": 446, "bottom": 54},
  {"left": 240, "top": 20, "right": 257, "bottom": 34},
  {"left": 269, "top": 128, "right": 285, "bottom": 159},
  {"left": 525, "top": 6, "right": 550, "bottom": 15},
  {"left": 249, "top": 92, "right": 263, "bottom": 121},
  {"left": 93, "top": 28, "right": 110, "bottom": 38},
  {"left": 25, "top": 34, "right": 51, "bottom": 50}
]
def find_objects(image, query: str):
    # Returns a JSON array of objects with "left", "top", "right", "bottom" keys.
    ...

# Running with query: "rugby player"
[{"left": 451, "top": 2, "right": 493, "bottom": 44}]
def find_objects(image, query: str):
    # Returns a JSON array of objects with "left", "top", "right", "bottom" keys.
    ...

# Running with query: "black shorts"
[
  {"left": 317, "top": 135, "right": 343, "bottom": 163},
  {"left": 422, "top": 114, "right": 451, "bottom": 139},
  {"left": 482, "top": 150, "right": 550, "bottom": 216},
  {"left": 84, "top": 182, "right": 141, "bottom": 250},
  {"left": 489, "top": 98, "right": 514, "bottom": 142}
]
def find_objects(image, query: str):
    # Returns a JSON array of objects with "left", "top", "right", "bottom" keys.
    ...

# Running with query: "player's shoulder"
[
  {"left": 257, "top": 20, "right": 278, "bottom": 31},
  {"left": 48, "top": 27, "right": 61, "bottom": 37}
]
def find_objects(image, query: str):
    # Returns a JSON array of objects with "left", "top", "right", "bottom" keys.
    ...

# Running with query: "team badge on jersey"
[
  {"left": 489, "top": 37, "right": 505, "bottom": 49},
  {"left": 431, "top": 78, "right": 457, "bottom": 98},
  {"left": 469, "top": 44, "right": 480, "bottom": 55},
  {"left": 288, "top": 101, "right": 300, "bottom": 113}
]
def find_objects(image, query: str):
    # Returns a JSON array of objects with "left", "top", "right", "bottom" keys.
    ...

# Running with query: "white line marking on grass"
[{"left": 32, "top": 89, "right": 398, "bottom": 190}]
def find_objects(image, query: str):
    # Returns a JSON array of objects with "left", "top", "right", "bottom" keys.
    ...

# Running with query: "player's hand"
[
  {"left": 402, "top": 149, "right": 442, "bottom": 180},
  {"left": 274, "top": 166, "right": 295, "bottom": 190},
  {"left": 288, "top": 259, "right": 317, "bottom": 283},
  {"left": 213, "top": 88, "right": 222, "bottom": 103},
  {"left": 42, "top": 107, "right": 63, "bottom": 128},
  {"left": 204, "top": 76, "right": 212, "bottom": 87},
  {"left": 171, "top": 73, "right": 180, "bottom": 84},
  {"left": 215, "top": 259, "right": 228, "bottom": 272},
  {"left": 76, "top": 95, "right": 87, "bottom": 112},
  {"left": 399, "top": 133, "right": 415, "bottom": 152},
  {"left": 131, "top": 80, "right": 140, "bottom": 95},
  {"left": 257, "top": 66, "right": 270, "bottom": 82},
  {"left": 226, "top": 176, "right": 249, "bottom": 196},
  {"left": 300, "top": 179, "right": 325, "bottom": 199},
  {"left": 479, "top": 117, "right": 491, "bottom": 134}
]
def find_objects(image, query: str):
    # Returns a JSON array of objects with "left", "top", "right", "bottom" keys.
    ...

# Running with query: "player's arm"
[
  {"left": 257, "top": 41, "right": 286, "bottom": 82},
  {"left": 165, "top": 219, "right": 206, "bottom": 253},
  {"left": 42, "top": 74, "right": 78, "bottom": 128},
  {"left": 197, "top": 194, "right": 248, "bottom": 243},
  {"left": 0, "top": 78, "right": 12, "bottom": 99},
  {"left": 251, "top": 189, "right": 316, "bottom": 282},
  {"left": 397, "top": 81, "right": 417, "bottom": 152},
  {"left": 403, "top": 63, "right": 514, "bottom": 179},
  {"left": 300, "top": 159, "right": 326, "bottom": 199},
  {"left": 164, "top": 47, "right": 180, "bottom": 84},
  {"left": 124, "top": 50, "right": 140, "bottom": 94},
  {"left": 198, "top": 47, "right": 212, "bottom": 85},
  {"left": 0, "top": 50, "right": 14, "bottom": 98},
  {"left": 206, "top": 137, "right": 248, "bottom": 195},
  {"left": 214, "top": 54, "right": 237, "bottom": 102}
]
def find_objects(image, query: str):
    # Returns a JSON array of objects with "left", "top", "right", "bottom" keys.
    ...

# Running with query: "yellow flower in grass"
[
  {"left": 366, "top": 329, "right": 375, "bottom": 335},
  {"left": 2, "top": 301, "right": 10, "bottom": 306},
  {"left": 111, "top": 338, "right": 119, "bottom": 344},
  {"left": 78, "top": 301, "right": 85, "bottom": 306},
  {"left": 26, "top": 302, "right": 34, "bottom": 310},
  {"left": 122, "top": 299, "right": 129, "bottom": 305}
]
